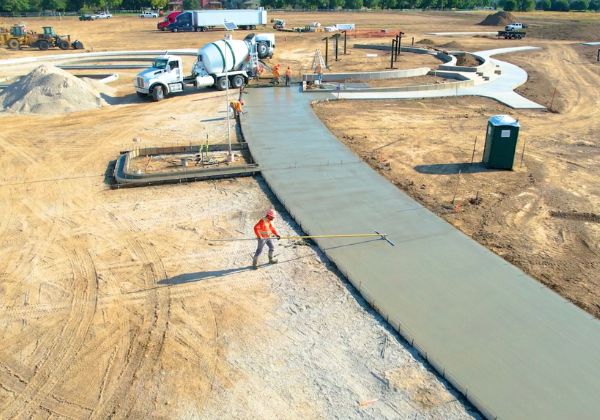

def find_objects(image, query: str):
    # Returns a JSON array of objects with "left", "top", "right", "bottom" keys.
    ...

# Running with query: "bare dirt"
[
  {"left": 478, "top": 11, "right": 517, "bottom": 27},
  {"left": 0, "top": 12, "right": 489, "bottom": 419},
  {"left": 1, "top": 9, "right": 598, "bottom": 417}
]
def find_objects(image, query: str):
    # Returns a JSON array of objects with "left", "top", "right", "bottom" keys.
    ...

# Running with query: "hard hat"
[
  {"left": 240, "top": 99, "right": 245, "bottom": 105},
  {"left": 266, "top": 209, "right": 276, "bottom": 219}
]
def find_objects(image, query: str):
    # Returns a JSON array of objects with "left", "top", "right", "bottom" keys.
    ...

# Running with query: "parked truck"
[
  {"left": 158, "top": 11, "right": 181, "bottom": 31},
  {"left": 167, "top": 8, "right": 267, "bottom": 32},
  {"left": 134, "top": 33, "right": 275, "bottom": 101}
]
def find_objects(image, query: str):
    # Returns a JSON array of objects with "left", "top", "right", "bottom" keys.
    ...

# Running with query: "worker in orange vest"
[
  {"left": 285, "top": 65, "right": 292, "bottom": 86},
  {"left": 272, "top": 64, "right": 281, "bottom": 85},
  {"left": 252, "top": 208, "right": 280, "bottom": 269},
  {"left": 229, "top": 100, "right": 244, "bottom": 117}
]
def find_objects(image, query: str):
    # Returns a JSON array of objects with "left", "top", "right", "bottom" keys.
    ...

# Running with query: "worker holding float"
[
  {"left": 272, "top": 64, "right": 281, "bottom": 85},
  {"left": 253, "top": 209, "right": 280, "bottom": 269},
  {"left": 285, "top": 66, "right": 292, "bottom": 86}
]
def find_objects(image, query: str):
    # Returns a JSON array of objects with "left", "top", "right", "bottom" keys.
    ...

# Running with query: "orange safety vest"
[
  {"left": 254, "top": 217, "right": 279, "bottom": 239},
  {"left": 230, "top": 101, "right": 242, "bottom": 113}
]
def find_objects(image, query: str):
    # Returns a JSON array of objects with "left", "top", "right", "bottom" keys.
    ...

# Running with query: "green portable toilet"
[{"left": 482, "top": 115, "right": 520, "bottom": 170}]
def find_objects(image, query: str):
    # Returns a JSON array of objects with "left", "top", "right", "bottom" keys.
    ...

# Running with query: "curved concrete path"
[
  {"left": 336, "top": 46, "right": 545, "bottom": 109},
  {"left": 242, "top": 87, "right": 600, "bottom": 420}
]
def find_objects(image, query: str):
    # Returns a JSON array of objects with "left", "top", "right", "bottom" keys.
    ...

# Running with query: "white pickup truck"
[
  {"left": 505, "top": 22, "right": 528, "bottom": 31},
  {"left": 140, "top": 11, "right": 159, "bottom": 18}
]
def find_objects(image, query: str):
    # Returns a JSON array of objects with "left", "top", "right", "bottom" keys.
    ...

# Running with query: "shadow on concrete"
[
  {"left": 414, "top": 162, "right": 500, "bottom": 175},
  {"left": 159, "top": 266, "right": 252, "bottom": 285},
  {"left": 201, "top": 116, "right": 226, "bottom": 122}
]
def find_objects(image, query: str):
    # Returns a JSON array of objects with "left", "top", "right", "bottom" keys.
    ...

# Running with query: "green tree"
[
  {"left": 503, "top": 0, "right": 516, "bottom": 9},
  {"left": 183, "top": 0, "right": 198, "bottom": 7},
  {"left": 518, "top": 0, "right": 535, "bottom": 9},
  {"left": 364, "top": 0, "right": 379, "bottom": 7},
  {"left": 40, "top": 0, "right": 66, "bottom": 9},
  {"left": 569, "top": 0, "right": 588, "bottom": 8},
  {"left": 551, "top": 0, "right": 569, "bottom": 9},
  {"left": 344, "top": 0, "right": 363, "bottom": 7},
  {"left": 0, "top": 0, "right": 30, "bottom": 11},
  {"left": 536, "top": 0, "right": 551, "bottom": 8},
  {"left": 590, "top": 0, "right": 600, "bottom": 9},
  {"left": 150, "top": 0, "right": 166, "bottom": 8}
]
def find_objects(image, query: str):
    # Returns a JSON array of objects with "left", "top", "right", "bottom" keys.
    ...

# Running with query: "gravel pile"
[{"left": 0, "top": 64, "right": 107, "bottom": 114}]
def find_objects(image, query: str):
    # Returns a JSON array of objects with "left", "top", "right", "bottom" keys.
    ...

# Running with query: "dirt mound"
[
  {"left": 417, "top": 38, "right": 436, "bottom": 45},
  {"left": 479, "top": 11, "right": 516, "bottom": 26},
  {"left": 0, "top": 64, "right": 107, "bottom": 114},
  {"left": 441, "top": 41, "right": 464, "bottom": 49}
]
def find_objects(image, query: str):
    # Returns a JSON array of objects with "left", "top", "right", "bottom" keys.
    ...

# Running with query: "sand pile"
[
  {"left": 417, "top": 38, "right": 436, "bottom": 45},
  {"left": 479, "top": 11, "right": 516, "bottom": 26},
  {"left": 0, "top": 64, "right": 107, "bottom": 114}
]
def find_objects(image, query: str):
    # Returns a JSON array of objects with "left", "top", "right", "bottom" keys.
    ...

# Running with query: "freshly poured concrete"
[{"left": 242, "top": 87, "right": 600, "bottom": 420}]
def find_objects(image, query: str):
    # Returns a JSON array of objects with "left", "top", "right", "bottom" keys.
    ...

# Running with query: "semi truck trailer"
[
  {"left": 134, "top": 33, "right": 275, "bottom": 101},
  {"left": 167, "top": 8, "right": 267, "bottom": 32}
]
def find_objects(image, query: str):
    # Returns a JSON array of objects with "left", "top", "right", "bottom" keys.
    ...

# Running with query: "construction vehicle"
[
  {"left": 1, "top": 24, "right": 36, "bottom": 49},
  {"left": 38, "top": 26, "right": 83, "bottom": 50},
  {"left": 134, "top": 33, "right": 275, "bottom": 101},
  {"left": 167, "top": 8, "right": 267, "bottom": 32},
  {"left": 272, "top": 18, "right": 285, "bottom": 30},
  {"left": 1, "top": 24, "right": 83, "bottom": 50}
]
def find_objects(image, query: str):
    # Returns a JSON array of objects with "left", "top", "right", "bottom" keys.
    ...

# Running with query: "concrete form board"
[{"left": 243, "top": 87, "right": 600, "bottom": 420}]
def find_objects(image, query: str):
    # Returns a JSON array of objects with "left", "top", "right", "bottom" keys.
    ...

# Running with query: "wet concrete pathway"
[{"left": 242, "top": 87, "right": 600, "bottom": 420}]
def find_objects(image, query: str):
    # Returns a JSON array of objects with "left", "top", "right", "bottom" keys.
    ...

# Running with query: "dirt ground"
[
  {"left": 0, "top": 9, "right": 598, "bottom": 418},
  {"left": 0, "top": 12, "right": 492, "bottom": 419}
]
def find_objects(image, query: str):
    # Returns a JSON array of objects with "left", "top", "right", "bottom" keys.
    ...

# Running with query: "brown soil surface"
[
  {"left": 2, "top": 9, "right": 599, "bottom": 416},
  {"left": 313, "top": 41, "right": 600, "bottom": 318},
  {"left": 0, "top": 11, "right": 487, "bottom": 419},
  {"left": 365, "top": 74, "right": 449, "bottom": 88}
]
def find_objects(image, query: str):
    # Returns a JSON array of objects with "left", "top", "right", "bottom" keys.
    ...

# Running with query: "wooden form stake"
[{"left": 470, "top": 136, "right": 478, "bottom": 164}]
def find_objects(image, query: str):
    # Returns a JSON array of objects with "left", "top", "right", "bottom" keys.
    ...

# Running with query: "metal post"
[
  {"left": 335, "top": 34, "right": 339, "bottom": 61},
  {"left": 398, "top": 33, "right": 402, "bottom": 57},
  {"left": 343, "top": 31, "right": 347, "bottom": 54},
  {"left": 395, "top": 34, "right": 400, "bottom": 56},
  {"left": 324, "top": 37, "right": 329, "bottom": 68},
  {"left": 597, "top": 48, "right": 600, "bottom": 62},
  {"left": 390, "top": 39, "right": 396, "bottom": 68},
  {"left": 412, "top": 36, "right": 414, "bottom": 46}
]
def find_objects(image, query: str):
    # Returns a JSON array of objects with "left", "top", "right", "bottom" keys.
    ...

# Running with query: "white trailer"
[{"left": 167, "top": 8, "right": 268, "bottom": 32}]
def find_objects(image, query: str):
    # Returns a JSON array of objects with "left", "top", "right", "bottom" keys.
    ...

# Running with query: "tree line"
[
  {"left": 1, "top": 0, "right": 598, "bottom": 15},
  {"left": 500, "top": 0, "right": 600, "bottom": 11}
]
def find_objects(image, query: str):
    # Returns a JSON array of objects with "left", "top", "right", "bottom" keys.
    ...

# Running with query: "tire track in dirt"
[
  {"left": 0, "top": 248, "right": 99, "bottom": 419},
  {"left": 88, "top": 213, "right": 172, "bottom": 419}
]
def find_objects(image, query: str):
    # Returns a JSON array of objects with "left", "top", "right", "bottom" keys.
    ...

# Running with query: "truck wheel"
[
  {"left": 38, "top": 40, "right": 50, "bottom": 51},
  {"left": 58, "top": 40, "right": 69, "bottom": 50},
  {"left": 151, "top": 85, "right": 165, "bottom": 101},
  {"left": 256, "top": 42, "right": 268, "bottom": 59},
  {"left": 172, "top": 28, "right": 178, "bottom": 33},
  {"left": 7, "top": 39, "right": 20, "bottom": 49},
  {"left": 230, "top": 74, "right": 245, "bottom": 88},
  {"left": 200, "top": 26, "right": 206, "bottom": 32},
  {"left": 215, "top": 77, "right": 228, "bottom": 91}
]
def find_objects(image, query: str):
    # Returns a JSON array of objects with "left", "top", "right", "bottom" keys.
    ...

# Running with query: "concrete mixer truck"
[{"left": 134, "top": 33, "right": 275, "bottom": 101}]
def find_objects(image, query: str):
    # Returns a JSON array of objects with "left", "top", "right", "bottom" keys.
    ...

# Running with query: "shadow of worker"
[{"left": 158, "top": 266, "right": 252, "bottom": 286}]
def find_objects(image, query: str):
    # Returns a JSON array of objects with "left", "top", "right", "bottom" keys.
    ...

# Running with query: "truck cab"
[
  {"left": 505, "top": 22, "right": 526, "bottom": 31},
  {"left": 158, "top": 11, "right": 181, "bottom": 31},
  {"left": 134, "top": 55, "right": 185, "bottom": 101}
]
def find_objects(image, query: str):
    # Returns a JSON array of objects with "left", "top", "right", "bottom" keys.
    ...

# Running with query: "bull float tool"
[{"left": 206, "top": 231, "right": 395, "bottom": 247}]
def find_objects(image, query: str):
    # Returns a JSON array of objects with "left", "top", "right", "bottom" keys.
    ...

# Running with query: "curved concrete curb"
[
  {"left": 335, "top": 46, "right": 545, "bottom": 109},
  {"left": 0, "top": 49, "right": 197, "bottom": 67},
  {"left": 303, "top": 67, "right": 431, "bottom": 83}
]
